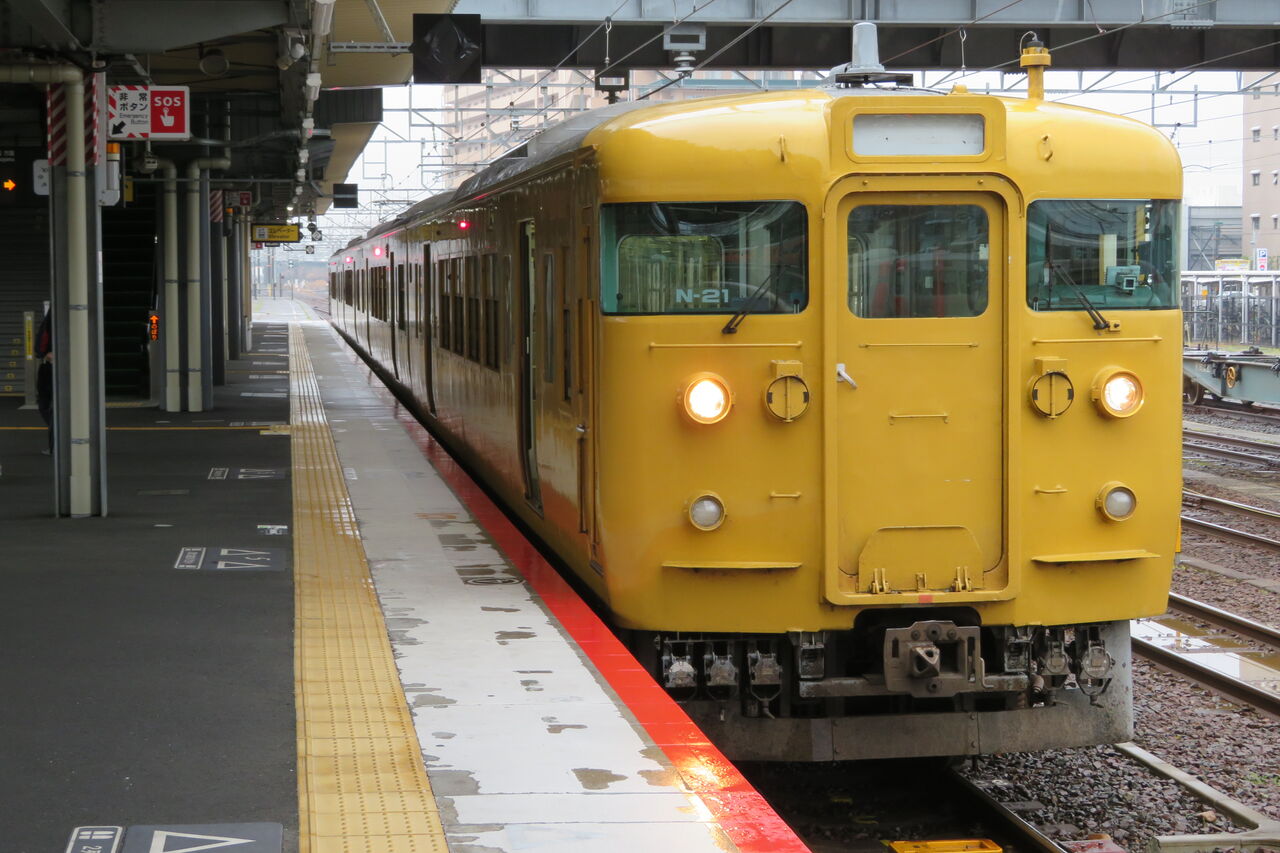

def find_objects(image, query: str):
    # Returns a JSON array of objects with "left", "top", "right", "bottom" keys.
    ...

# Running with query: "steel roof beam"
[
  {"left": 93, "top": 1, "right": 288, "bottom": 53},
  {"left": 7, "top": 0, "right": 84, "bottom": 50}
]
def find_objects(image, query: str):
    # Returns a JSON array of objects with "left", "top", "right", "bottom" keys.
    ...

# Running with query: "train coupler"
[{"left": 884, "top": 620, "right": 982, "bottom": 698}]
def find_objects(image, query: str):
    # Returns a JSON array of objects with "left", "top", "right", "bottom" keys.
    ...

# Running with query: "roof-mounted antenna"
[{"left": 829, "top": 22, "right": 913, "bottom": 87}]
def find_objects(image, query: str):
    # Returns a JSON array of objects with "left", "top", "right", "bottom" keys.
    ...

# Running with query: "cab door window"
[{"left": 847, "top": 204, "right": 989, "bottom": 318}]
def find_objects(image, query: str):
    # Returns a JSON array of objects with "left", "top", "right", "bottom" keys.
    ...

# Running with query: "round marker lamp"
[
  {"left": 1097, "top": 483, "right": 1137, "bottom": 521},
  {"left": 689, "top": 494, "right": 725, "bottom": 531}
]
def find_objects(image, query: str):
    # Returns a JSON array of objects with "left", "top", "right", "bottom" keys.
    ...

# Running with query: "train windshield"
[
  {"left": 1026, "top": 200, "right": 1178, "bottom": 311},
  {"left": 600, "top": 201, "right": 807, "bottom": 314}
]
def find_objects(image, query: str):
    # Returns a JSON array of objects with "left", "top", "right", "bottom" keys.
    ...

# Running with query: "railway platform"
[{"left": 0, "top": 300, "right": 804, "bottom": 853}]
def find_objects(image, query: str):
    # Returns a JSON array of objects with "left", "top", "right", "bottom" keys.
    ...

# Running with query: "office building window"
[
  {"left": 1252, "top": 126, "right": 1262, "bottom": 142},
  {"left": 1253, "top": 170, "right": 1262, "bottom": 186}
]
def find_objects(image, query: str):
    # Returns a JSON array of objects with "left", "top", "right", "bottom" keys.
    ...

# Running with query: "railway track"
[
  {"left": 1180, "top": 490, "right": 1280, "bottom": 553},
  {"left": 1133, "top": 593, "right": 1280, "bottom": 719},
  {"left": 1183, "top": 428, "right": 1280, "bottom": 465},
  {"left": 1185, "top": 402, "right": 1280, "bottom": 428},
  {"left": 944, "top": 769, "right": 1066, "bottom": 853}
]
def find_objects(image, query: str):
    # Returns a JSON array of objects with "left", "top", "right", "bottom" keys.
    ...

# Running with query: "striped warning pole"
[{"left": 47, "top": 71, "right": 102, "bottom": 167}]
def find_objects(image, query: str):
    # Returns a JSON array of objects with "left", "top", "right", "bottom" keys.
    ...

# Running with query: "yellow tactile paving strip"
[{"left": 289, "top": 324, "right": 447, "bottom": 853}]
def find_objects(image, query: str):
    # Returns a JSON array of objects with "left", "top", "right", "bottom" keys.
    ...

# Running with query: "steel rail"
[
  {"left": 1183, "top": 440, "right": 1279, "bottom": 465},
  {"left": 944, "top": 769, "right": 1066, "bottom": 853},
  {"left": 1185, "top": 403, "right": 1280, "bottom": 427},
  {"left": 1166, "top": 592, "right": 1280, "bottom": 648},
  {"left": 1183, "top": 490, "right": 1280, "bottom": 524},
  {"left": 1131, "top": 635, "right": 1280, "bottom": 720},
  {"left": 1180, "top": 515, "right": 1280, "bottom": 551},
  {"left": 1184, "top": 428, "right": 1280, "bottom": 455}
]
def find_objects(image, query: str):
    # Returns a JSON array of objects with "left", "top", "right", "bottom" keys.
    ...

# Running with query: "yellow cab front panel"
[{"left": 587, "top": 88, "right": 1180, "bottom": 634}]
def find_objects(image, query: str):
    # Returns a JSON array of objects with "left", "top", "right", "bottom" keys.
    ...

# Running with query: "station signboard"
[{"left": 251, "top": 223, "right": 301, "bottom": 243}]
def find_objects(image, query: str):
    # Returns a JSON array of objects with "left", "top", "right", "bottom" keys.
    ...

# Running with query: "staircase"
[{"left": 101, "top": 183, "right": 157, "bottom": 399}]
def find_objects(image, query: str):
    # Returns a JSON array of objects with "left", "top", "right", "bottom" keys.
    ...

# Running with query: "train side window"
[
  {"left": 1026, "top": 199, "right": 1178, "bottom": 312},
  {"left": 847, "top": 204, "right": 988, "bottom": 318},
  {"left": 543, "top": 252, "right": 556, "bottom": 383},
  {"left": 484, "top": 253, "right": 499, "bottom": 369},
  {"left": 451, "top": 259, "right": 464, "bottom": 355},
  {"left": 440, "top": 260, "right": 450, "bottom": 352},
  {"left": 500, "top": 255, "right": 512, "bottom": 367},
  {"left": 467, "top": 255, "right": 480, "bottom": 362},
  {"left": 397, "top": 263, "right": 406, "bottom": 331},
  {"left": 562, "top": 248, "right": 572, "bottom": 400}
]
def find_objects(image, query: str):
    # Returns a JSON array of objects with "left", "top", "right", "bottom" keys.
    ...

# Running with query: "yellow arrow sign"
[{"left": 2, "top": 179, "right": 15, "bottom": 191}]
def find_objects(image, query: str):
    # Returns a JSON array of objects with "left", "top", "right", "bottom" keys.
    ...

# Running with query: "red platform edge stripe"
[{"left": 379, "top": 396, "right": 810, "bottom": 853}]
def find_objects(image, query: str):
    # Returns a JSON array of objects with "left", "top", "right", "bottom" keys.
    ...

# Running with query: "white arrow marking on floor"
[{"left": 148, "top": 830, "right": 256, "bottom": 853}]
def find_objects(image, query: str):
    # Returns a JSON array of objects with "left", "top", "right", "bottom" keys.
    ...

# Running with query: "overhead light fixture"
[
  {"left": 276, "top": 30, "right": 305, "bottom": 70},
  {"left": 198, "top": 48, "right": 230, "bottom": 77},
  {"left": 313, "top": 0, "right": 337, "bottom": 38},
  {"left": 305, "top": 72, "right": 322, "bottom": 102}
]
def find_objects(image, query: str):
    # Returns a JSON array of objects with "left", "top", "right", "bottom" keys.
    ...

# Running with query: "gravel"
[{"left": 961, "top": 741, "right": 1247, "bottom": 846}]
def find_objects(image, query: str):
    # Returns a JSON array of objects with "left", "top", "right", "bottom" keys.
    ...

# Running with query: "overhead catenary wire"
[{"left": 453, "top": 0, "right": 726, "bottom": 149}]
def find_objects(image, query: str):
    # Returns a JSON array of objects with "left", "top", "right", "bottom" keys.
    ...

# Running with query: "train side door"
[
  {"left": 575, "top": 206, "right": 597, "bottom": 545},
  {"left": 390, "top": 254, "right": 401, "bottom": 379},
  {"left": 518, "top": 220, "right": 543, "bottom": 510},
  {"left": 423, "top": 244, "right": 437, "bottom": 415},
  {"left": 362, "top": 263, "right": 371, "bottom": 346},
  {"left": 825, "top": 178, "right": 1008, "bottom": 602}
]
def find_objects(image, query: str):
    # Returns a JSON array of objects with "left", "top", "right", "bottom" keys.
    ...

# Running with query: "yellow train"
[{"left": 329, "top": 39, "right": 1181, "bottom": 761}]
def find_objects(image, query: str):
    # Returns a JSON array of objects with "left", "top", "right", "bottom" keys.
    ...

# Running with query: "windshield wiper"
[
  {"left": 1047, "top": 263, "right": 1113, "bottom": 331},
  {"left": 721, "top": 271, "right": 777, "bottom": 334}
]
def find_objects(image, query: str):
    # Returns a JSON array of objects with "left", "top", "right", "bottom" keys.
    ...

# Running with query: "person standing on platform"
[{"left": 35, "top": 308, "right": 53, "bottom": 454}]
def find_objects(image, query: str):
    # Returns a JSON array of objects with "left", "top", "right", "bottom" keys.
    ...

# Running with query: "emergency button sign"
[
  {"left": 108, "top": 85, "right": 190, "bottom": 140},
  {"left": 150, "top": 87, "right": 190, "bottom": 139}
]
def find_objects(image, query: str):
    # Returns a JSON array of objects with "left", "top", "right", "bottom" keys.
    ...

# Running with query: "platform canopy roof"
[{"left": 0, "top": 0, "right": 456, "bottom": 217}]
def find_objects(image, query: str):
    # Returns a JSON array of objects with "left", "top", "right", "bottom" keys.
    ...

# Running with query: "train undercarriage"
[{"left": 628, "top": 616, "right": 1132, "bottom": 761}]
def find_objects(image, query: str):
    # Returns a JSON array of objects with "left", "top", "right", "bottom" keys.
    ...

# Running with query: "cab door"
[{"left": 825, "top": 177, "right": 1008, "bottom": 602}]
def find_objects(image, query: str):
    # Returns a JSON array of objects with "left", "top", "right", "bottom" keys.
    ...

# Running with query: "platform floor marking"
[{"left": 288, "top": 324, "right": 447, "bottom": 853}]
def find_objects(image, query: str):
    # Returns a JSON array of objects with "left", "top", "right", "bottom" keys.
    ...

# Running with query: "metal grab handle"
[{"left": 835, "top": 363, "right": 858, "bottom": 389}]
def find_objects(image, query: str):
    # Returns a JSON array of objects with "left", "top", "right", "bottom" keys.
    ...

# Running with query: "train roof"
[
  {"left": 353, "top": 82, "right": 1177, "bottom": 247},
  {"left": 359, "top": 83, "right": 938, "bottom": 243}
]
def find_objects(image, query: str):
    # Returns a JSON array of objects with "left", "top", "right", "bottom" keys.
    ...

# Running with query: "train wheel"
[{"left": 1182, "top": 378, "right": 1203, "bottom": 405}]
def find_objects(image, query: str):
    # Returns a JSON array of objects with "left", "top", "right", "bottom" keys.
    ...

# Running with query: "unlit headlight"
[
  {"left": 689, "top": 494, "right": 725, "bottom": 530},
  {"left": 1097, "top": 483, "right": 1137, "bottom": 521}
]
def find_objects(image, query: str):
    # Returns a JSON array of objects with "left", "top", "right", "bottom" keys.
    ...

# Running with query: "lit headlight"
[
  {"left": 1097, "top": 483, "right": 1137, "bottom": 521},
  {"left": 1092, "top": 369, "right": 1144, "bottom": 418},
  {"left": 689, "top": 494, "right": 725, "bottom": 530},
  {"left": 683, "top": 374, "right": 732, "bottom": 424}
]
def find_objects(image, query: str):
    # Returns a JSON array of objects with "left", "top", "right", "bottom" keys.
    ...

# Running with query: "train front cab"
[{"left": 593, "top": 92, "right": 1181, "bottom": 761}]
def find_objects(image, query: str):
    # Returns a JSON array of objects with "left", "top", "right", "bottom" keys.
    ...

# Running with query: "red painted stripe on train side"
[{"left": 365, "top": 386, "right": 809, "bottom": 853}]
